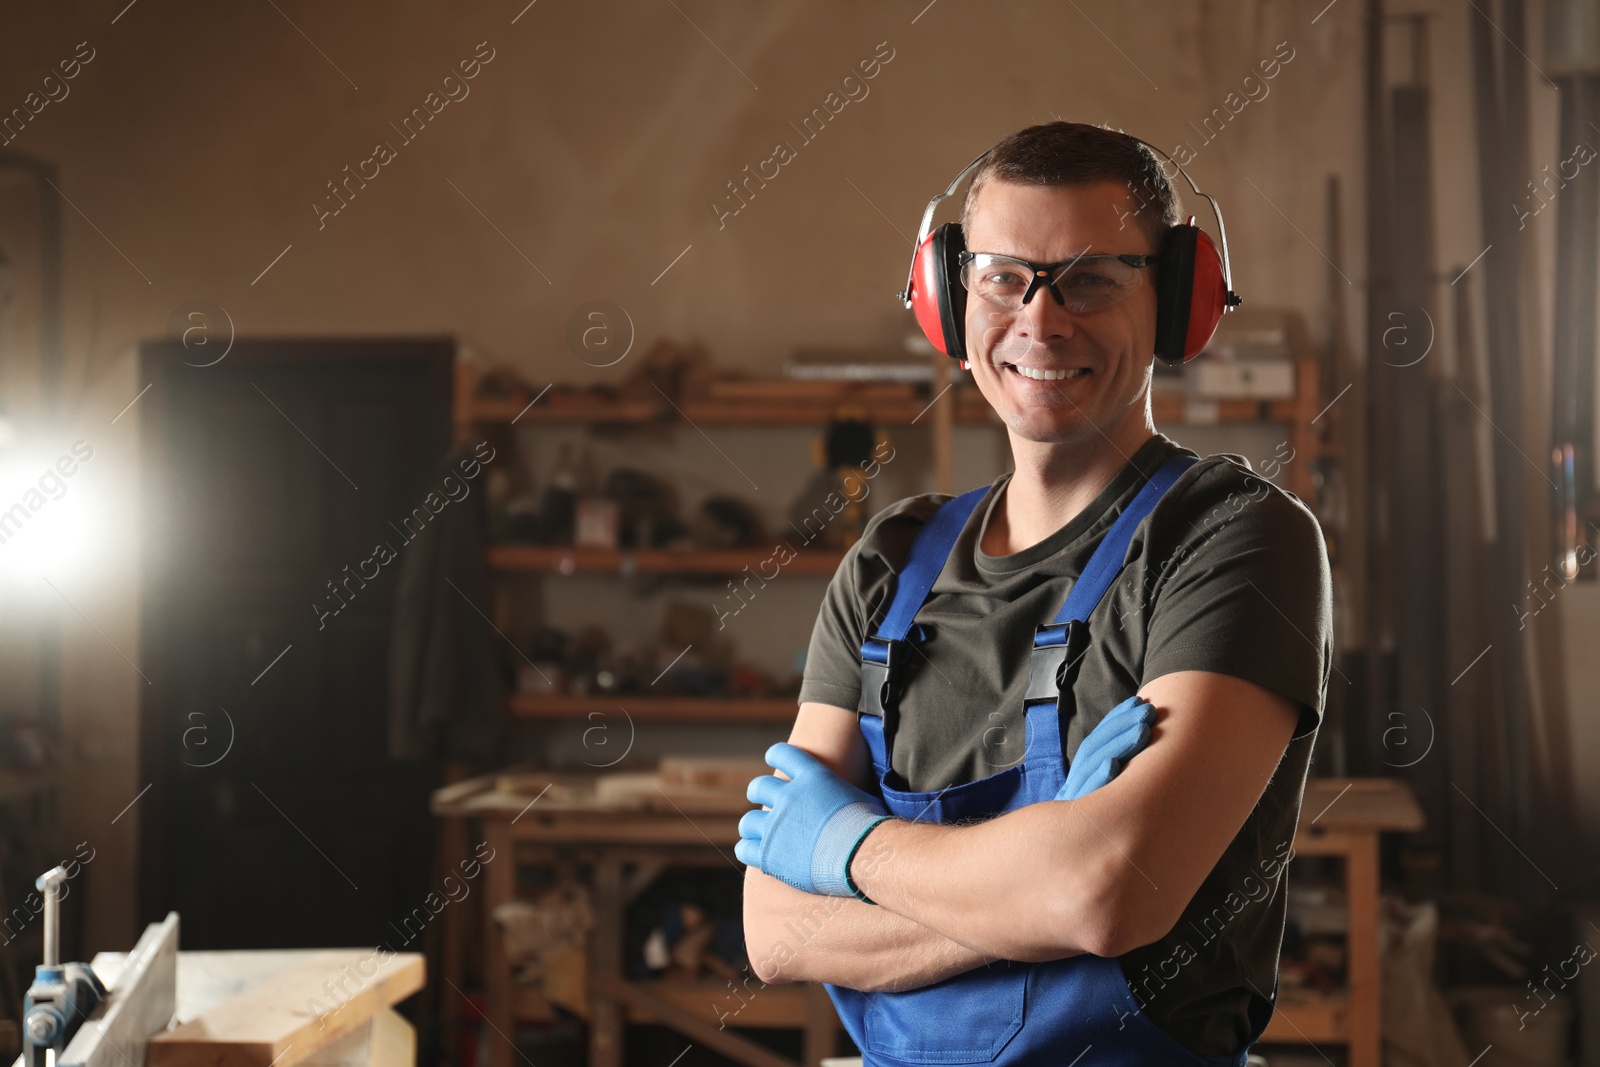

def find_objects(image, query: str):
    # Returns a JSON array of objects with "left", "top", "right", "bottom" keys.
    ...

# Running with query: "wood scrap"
[
  {"left": 658, "top": 756, "right": 768, "bottom": 789},
  {"left": 146, "top": 951, "right": 423, "bottom": 1067}
]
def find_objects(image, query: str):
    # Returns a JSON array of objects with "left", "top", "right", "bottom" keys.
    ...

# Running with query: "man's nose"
[{"left": 1015, "top": 285, "right": 1076, "bottom": 341}]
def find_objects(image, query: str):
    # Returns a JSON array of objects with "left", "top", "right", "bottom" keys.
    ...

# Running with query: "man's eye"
[
  {"left": 1064, "top": 271, "right": 1117, "bottom": 288},
  {"left": 983, "top": 271, "right": 1026, "bottom": 287}
]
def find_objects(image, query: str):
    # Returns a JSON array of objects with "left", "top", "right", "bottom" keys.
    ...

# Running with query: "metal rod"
[{"left": 36, "top": 867, "right": 66, "bottom": 968}]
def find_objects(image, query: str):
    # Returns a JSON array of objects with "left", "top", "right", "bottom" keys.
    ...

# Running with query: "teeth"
[{"left": 1009, "top": 365, "right": 1087, "bottom": 381}]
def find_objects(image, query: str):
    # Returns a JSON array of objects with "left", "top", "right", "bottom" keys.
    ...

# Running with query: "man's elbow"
[
  {"left": 741, "top": 874, "right": 799, "bottom": 985},
  {"left": 1095, "top": 903, "right": 1183, "bottom": 959},
  {"left": 1047, "top": 853, "right": 1180, "bottom": 959},
  {"left": 742, "top": 871, "right": 842, "bottom": 985}
]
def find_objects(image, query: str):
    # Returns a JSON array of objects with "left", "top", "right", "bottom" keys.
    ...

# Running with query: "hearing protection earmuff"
[{"left": 897, "top": 135, "right": 1242, "bottom": 365}]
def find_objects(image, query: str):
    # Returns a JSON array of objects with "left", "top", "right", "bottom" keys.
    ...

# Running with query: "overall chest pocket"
[{"left": 862, "top": 959, "right": 1028, "bottom": 1064}]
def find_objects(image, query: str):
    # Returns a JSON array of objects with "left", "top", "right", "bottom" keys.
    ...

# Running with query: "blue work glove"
[
  {"left": 1056, "top": 695, "right": 1158, "bottom": 800},
  {"left": 735, "top": 742, "right": 891, "bottom": 900}
]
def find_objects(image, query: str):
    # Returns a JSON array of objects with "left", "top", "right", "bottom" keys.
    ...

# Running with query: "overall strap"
[
  {"left": 1026, "top": 452, "right": 1199, "bottom": 709},
  {"left": 1056, "top": 452, "right": 1199, "bottom": 625},
  {"left": 857, "top": 484, "right": 988, "bottom": 719}
]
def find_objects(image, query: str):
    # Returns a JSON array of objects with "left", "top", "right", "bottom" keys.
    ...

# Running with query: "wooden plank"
[
  {"left": 363, "top": 1006, "right": 415, "bottom": 1067},
  {"left": 507, "top": 695, "right": 798, "bottom": 725},
  {"left": 1297, "top": 778, "right": 1424, "bottom": 832},
  {"left": 299, "top": 1008, "right": 413, "bottom": 1067},
  {"left": 630, "top": 979, "right": 816, "bottom": 1030},
  {"left": 605, "top": 979, "right": 798, "bottom": 1067},
  {"left": 146, "top": 951, "right": 423, "bottom": 1067},
  {"left": 503, "top": 813, "right": 743, "bottom": 846},
  {"left": 588, "top": 858, "right": 625, "bottom": 1067},
  {"left": 63, "top": 913, "right": 179, "bottom": 1067},
  {"left": 803, "top": 982, "right": 841, "bottom": 1067},
  {"left": 483, "top": 819, "right": 515, "bottom": 1067},
  {"left": 593, "top": 772, "right": 750, "bottom": 814},
  {"left": 659, "top": 756, "right": 768, "bottom": 790},
  {"left": 1345, "top": 834, "right": 1382, "bottom": 1067}
]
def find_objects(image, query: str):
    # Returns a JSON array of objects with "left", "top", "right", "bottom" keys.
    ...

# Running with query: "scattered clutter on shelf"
[
  {"left": 490, "top": 442, "right": 770, "bottom": 552},
  {"left": 640, "top": 901, "right": 746, "bottom": 983},
  {"left": 515, "top": 602, "right": 798, "bottom": 701},
  {"left": 472, "top": 338, "right": 716, "bottom": 412},
  {"left": 786, "top": 415, "right": 893, "bottom": 552}
]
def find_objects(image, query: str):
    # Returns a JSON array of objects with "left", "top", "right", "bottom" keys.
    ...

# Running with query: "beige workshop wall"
[{"left": 0, "top": 0, "right": 1423, "bottom": 949}]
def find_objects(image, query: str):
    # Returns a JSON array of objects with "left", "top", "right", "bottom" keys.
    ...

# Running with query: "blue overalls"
[{"left": 826, "top": 454, "right": 1273, "bottom": 1066}]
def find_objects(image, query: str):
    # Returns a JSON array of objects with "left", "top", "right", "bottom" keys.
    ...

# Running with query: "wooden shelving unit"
[
  {"left": 458, "top": 356, "right": 1329, "bottom": 510},
  {"left": 461, "top": 366, "right": 1315, "bottom": 427},
  {"left": 446, "top": 354, "right": 1344, "bottom": 1067}
]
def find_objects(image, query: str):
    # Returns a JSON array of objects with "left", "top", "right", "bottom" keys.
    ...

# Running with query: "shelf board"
[
  {"left": 1150, "top": 391, "right": 1309, "bottom": 425},
  {"left": 473, "top": 394, "right": 663, "bottom": 423},
  {"left": 466, "top": 388, "right": 1311, "bottom": 428},
  {"left": 487, "top": 544, "right": 845, "bottom": 575},
  {"left": 509, "top": 694, "right": 797, "bottom": 723}
]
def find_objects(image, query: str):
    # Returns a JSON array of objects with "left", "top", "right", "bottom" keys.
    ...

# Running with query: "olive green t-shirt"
[{"left": 797, "top": 432, "right": 1332, "bottom": 1058}]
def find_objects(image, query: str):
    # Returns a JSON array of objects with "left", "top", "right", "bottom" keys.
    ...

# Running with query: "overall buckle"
[
  {"left": 858, "top": 635, "right": 911, "bottom": 718},
  {"left": 1024, "top": 619, "right": 1091, "bottom": 708}
]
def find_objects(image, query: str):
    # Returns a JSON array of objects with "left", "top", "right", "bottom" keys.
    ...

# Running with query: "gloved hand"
[
  {"left": 736, "top": 742, "right": 891, "bottom": 900},
  {"left": 1056, "top": 695, "right": 1158, "bottom": 801}
]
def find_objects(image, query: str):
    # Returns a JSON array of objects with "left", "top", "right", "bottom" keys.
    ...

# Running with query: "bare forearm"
[
  {"left": 743, "top": 867, "right": 998, "bottom": 992},
  {"left": 849, "top": 800, "right": 1124, "bottom": 961}
]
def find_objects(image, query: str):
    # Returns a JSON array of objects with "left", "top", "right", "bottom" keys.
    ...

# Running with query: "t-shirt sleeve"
[
  {"left": 797, "top": 535, "right": 870, "bottom": 710},
  {"left": 1140, "top": 474, "right": 1334, "bottom": 739}
]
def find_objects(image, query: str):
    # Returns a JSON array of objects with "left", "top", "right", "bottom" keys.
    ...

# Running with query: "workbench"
[
  {"left": 1259, "top": 777, "right": 1423, "bottom": 1067},
  {"left": 432, "top": 771, "right": 840, "bottom": 1067},
  {"left": 32, "top": 937, "right": 424, "bottom": 1067},
  {"left": 434, "top": 773, "right": 1420, "bottom": 1067}
]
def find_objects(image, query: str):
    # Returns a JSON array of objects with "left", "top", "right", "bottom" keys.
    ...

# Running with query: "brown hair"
[{"left": 959, "top": 121, "right": 1181, "bottom": 254}]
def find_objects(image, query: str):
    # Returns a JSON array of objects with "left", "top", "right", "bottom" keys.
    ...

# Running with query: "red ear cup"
[
  {"left": 1153, "top": 224, "right": 1230, "bottom": 363},
  {"left": 908, "top": 222, "right": 969, "bottom": 360},
  {"left": 1183, "top": 229, "right": 1230, "bottom": 359}
]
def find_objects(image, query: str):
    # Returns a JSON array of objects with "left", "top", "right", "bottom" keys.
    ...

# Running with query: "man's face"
[{"left": 962, "top": 179, "right": 1158, "bottom": 448}]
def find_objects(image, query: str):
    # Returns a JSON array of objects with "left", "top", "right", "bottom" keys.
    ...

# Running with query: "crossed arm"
[{"left": 741, "top": 670, "right": 1299, "bottom": 990}]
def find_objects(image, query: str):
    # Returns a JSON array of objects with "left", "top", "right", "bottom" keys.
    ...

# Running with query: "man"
[{"left": 738, "top": 121, "right": 1331, "bottom": 1064}]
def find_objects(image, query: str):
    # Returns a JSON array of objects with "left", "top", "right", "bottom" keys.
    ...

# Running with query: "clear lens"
[{"left": 960, "top": 253, "right": 1147, "bottom": 313}]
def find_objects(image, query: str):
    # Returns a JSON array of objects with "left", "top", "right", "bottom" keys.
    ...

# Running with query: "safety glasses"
[{"left": 957, "top": 251, "right": 1156, "bottom": 313}]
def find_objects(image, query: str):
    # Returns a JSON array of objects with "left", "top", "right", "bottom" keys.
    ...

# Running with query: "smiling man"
[{"left": 738, "top": 121, "right": 1332, "bottom": 1065}]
